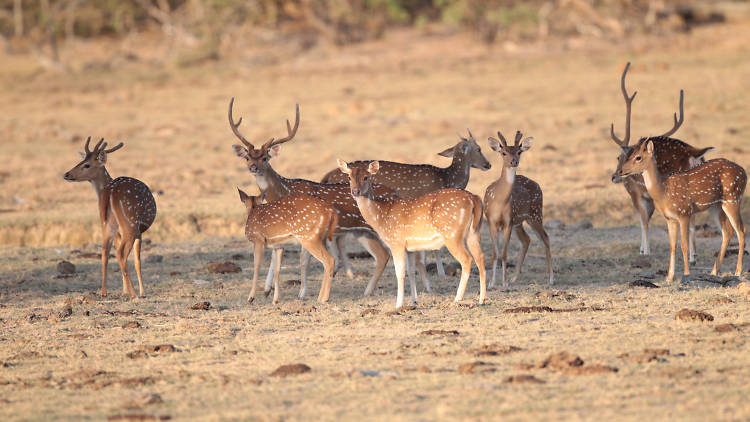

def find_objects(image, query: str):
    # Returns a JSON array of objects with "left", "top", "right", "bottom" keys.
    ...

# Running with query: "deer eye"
[
  {"left": 501, "top": 152, "right": 506, "bottom": 156},
  {"left": 83, "top": 163, "right": 90, "bottom": 168},
  {"left": 363, "top": 176, "right": 369, "bottom": 181},
  {"left": 635, "top": 156, "right": 642, "bottom": 162},
  {"left": 262, "top": 157, "right": 268, "bottom": 162}
]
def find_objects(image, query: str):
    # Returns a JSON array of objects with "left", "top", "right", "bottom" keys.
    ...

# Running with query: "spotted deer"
[
  {"left": 63, "top": 137, "right": 157, "bottom": 299},
  {"left": 238, "top": 189, "right": 338, "bottom": 303},
  {"left": 228, "top": 98, "right": 395, "bottom": 297},
  {"left": 608, "top": 62, "right": 714, "bottom": 260},
  {"left": 484, "top": 130, "right": 552, "bottom": 288},
  {"left": 322, "top": 130, "right": 491, "bottom": 280},
  {"left": 617, "top": 141, "right": 746, "bottom": 282},
  {"left": 338, "top": 159, "right": 486, "bottom": 308}
]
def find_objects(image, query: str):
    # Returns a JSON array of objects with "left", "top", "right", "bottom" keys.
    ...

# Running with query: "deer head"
[
  {"left": 237, "top": 187, "right": 265, "bottom": 212},
  {"left": 438, "top": 129, "right": 491, "bottom": 171},
  {"left": 487, "top": 130, "right": 533, "bottom": 168},
  {"left": 338, "top": 159, "right": 379, "bottom": 198},
  {"left": 64, "top": 137, "right": 124, "bottom": 182},
  {"left": 609, "top": 62, "right": 684, "bottom": 183},
  {"left": 617, "top": 140, "right": 655, "bottom": 178},
  {"left": 229, "top": 98, "right": 300, "bottom": 177}
]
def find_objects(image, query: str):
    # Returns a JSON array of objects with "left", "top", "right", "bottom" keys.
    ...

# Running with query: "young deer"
[
  {"left": 608, "top": 62, "right": 714, "bottom": 259},
  {"left": 228, "top": 98, "right": 394, "bottom": 297},
  {"left": 617, "top": 141, "right": 746, "bottom": 282},
  {"left": 337, "top": 159, "right": 486, "bottom": 308},
  {"left": 63, "top": 137, "right": 156, "bottom": 299},
  {"left": 238, "top": 189, "right": 338, "bottom": 303},
  {"left": 322, "top": 130, "right": 491, "bottom": 279},
  {"left": 484, "top": 130, "right": 552, "bottom": 288}
]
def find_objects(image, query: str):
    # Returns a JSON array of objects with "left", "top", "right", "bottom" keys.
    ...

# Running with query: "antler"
[
  {"left": 658, "top": 89, "right": 684, "bottom": 137},
  {"left": 495, "top": 130, "right": 508, "bottom": 148},
  {"left": 264, "top": 103, "right": 300, "bottom": 149},
  {"left": 228, "top": 97, "right": 254, "bottom": 150},
  {"left": 84, "top": 136, "right": 92, "bottom": 153},
  {"left": 610, "top": 62, "right": 637, "bottom": 146},
  {"left": 104, "top": 142, "right": 124, "bottom": 153},
  {"left": 513, "top": 130, "right": 523, "bottom": 147}
]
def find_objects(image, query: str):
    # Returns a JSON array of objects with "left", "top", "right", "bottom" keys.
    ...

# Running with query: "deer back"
[
  {"left": 663, "top": 159, "right": 746, "bottom": 214},
  {"left": 639, "top": 137, "right": 713, "bottom": 174},
  {"left": 323, "top": 160, "right": 447, "bottom": 198},
  {"left": 105, "top": 177, "right": 157, "bottom": 234},
  {"left": 245, "top": 194, "right": 336, "bottom": 241}
]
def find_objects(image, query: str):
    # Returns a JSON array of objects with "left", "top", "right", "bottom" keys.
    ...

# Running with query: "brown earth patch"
[
  {"left": 471, "top": 344, "right": 522, "bottom": 356},
  {"left": 458, "top": 361, "right": 496, "bottom": 374},
  {"left": 505, "top": 374, "right": 545, "bottom": 384},
  {"left": 270, "top": 363, "right": 311, "bottom": 377},
  {"left": 207, "top": 261, "right": 241, "bottom": 274},
  {"left": 675, "top": 309, "right": 714, "bottom": 322},
  {"left": 189, "top": 301, "right": 211, "bottom": 310},
  {"left": 360, "top": 308, "right": 379, "bottom": 317}
]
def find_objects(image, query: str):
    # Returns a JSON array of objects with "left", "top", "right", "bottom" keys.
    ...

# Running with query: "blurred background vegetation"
[{"left": 0, "top": 0, "right": 737, "bottom": 70}]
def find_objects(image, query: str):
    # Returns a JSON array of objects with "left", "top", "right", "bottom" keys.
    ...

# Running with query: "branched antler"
[
  {"left": 610, "top": 62, "right": 637, "bottom": 146},
  {"left": 658, "top": 89, "right": 684, "bottom": 137},
  {"left": 228, "top": 97, "right": 254, "bottom": 150}
]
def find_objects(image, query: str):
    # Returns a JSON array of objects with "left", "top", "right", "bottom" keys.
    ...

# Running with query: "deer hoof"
[
  {"left": 247, "top": 296, "right": 255, "bottom": 304},
  {"left": 264, "top": 288, "right": 272, "bottom": 297}
]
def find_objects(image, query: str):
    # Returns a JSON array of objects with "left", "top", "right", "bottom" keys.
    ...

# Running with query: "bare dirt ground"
[{"left": 1, "top": 20, "right": 750, "bottom": 421}]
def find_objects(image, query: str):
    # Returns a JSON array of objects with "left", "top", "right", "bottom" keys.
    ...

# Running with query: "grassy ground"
[{"left": 1, "top": 20, "right": 750, "bottom": 422}]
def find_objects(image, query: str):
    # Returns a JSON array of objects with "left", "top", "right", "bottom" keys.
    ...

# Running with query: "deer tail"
[{"left": 470, "top": 194, "right": 483, "bottom": 233}]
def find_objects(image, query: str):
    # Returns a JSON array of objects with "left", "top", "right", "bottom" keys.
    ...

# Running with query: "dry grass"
[{"left": 1, "top": 21, "right": 750, "bottom": 421}]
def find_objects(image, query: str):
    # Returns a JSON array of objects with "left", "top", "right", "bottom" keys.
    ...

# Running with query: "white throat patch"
[{"left": 505, "top": 167, "right": 517, "bottom": 184}]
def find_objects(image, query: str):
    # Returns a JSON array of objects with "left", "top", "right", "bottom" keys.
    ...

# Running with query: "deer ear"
[
  {"left": 233, "top": 145, "right": 249, "bottom": 159},
  {"left": 646, "top": 140, "right": 654, "bottom": 154},
  {"left": 337, "top": 159, "right": 351, "bottom": 174},
  {"left": 368, "top": 161, "right": 380, "bottom": 175},
  {"left": 237, "top": 188, "right": 249, "bottom": 204},
  {"left": 437, "top": 146, "right": 455, "bottom": 158},
  {"left": 488, "top": 137, "right": 502, "bottom": 152},
  {"left": 78, "top": 152, "right": 86, "bottom": 159},
  {"left": 268, "top": 145, "right": 282, "bottom": 158},
  {"left": 520, "top": 137, "right": 534, "bottom": 152}
]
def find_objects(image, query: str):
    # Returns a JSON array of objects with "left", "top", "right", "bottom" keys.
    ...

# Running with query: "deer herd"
[{"left": 63, "top": 62, "right": 747, "bottom": 308}]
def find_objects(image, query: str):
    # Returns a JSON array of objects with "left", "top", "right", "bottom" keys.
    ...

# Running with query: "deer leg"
[
  {"left": 406, "top": 252, "right": 418, "bottom": 305},
  {"left": 116, "top": 234, "right": 137, "bottom": 299},
  {"left": 711, "top": 208, "right": 731, "bottom": 276},
  {"left": 722, "top": 202, "right": 745, "bottom": 276},
  {"left": 465, "top": 228, "right": 486, "bottom": 304},
  {"left": 359, "top": 234, "right": 390, "bottom": 297},
  {"left": 391, "top": 249, "right": 407, "bottom": 309},
  {"left": 444, "top": 237, "right": 473, "bottom": 302},
  {"left": 635, "top": 197, "right": 651, "bottom": 256},
  {"left": 100, "top": 234, "right": 113, "bottom": 298},
  {"left": 666, "top": 220, "right": 679, "bottom": 283},
  {"left": 264, "top": 249, "right": 275, "bottom": 297},
  {"left": 688, "top": 215, "right": 697, "bottom": 265},
  {"left": 248, "top": 243, "right": 264, "bottom": 303},
  {"left": 487, "top": 220, "right": 500, "bottom": 289},
  {"left": 301, "top": 240, "right": 335, "bottom": 303},
  {"left": 415, "top": 251, "right": 432, "bottom": 293},
  {"left": 336, "top": 235, "right": 355, "bottom": 279},
  {"left": 435, "top": 249, "right": 446, "bottom": 277},
  {"left": 299, "top": 245, "right": 312, "bottom": 299},
  {"left": 272, "top": 247, "right": 283, "bottom": 304},
  {"left": 510, "top": 225, "right": 530, "bottom": 285},
  {"left": 679, "top": 216, "right": 692, "bottom": 283},
  {"left": 133, "top": 237, "right": 146, "bottom": 298},
  {"left": 500, "top": 225, "right": 513, "bottom": 288},
  {"left": 530, "top": 220, "right": 554, "bottom": 285}
]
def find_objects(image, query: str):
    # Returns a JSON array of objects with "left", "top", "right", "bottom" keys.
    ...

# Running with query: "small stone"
[
  {"left": 189, "top": 301, "right": 211, "bottom": 310},
  {"left": 544, "top": 219, "right": 566, "bottom": 230},
  {"left": 56, "top": 304, "right": 73, "bottom": 320},
  {"left": 207, "top": 262, "right": 241, "bottom": 274},
  {"left": 629, "top": 280, "right": 659, "bottom": 288},
  {"left": 57, "top": 261, "right": 75, "bottom": 275},
  {"left": 675, "top": 309, "right": 714, "bottom": 322},
  {"left": 715, "top": 323, "right": 738, "bottom": 333},
  {"left": 270, "top": 363, "right": 311, "bottom": 377},
  {"left": 122, "top": 321, "right": 141, "bottom": 329}
]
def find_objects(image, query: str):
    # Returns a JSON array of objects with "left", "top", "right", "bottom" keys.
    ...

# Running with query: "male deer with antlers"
[
  {"left": 228, "top": 99, "right": 394, "bottom": 297},
  {"left": 63, "top": 137, "right": 157, "bottom": 299},
  {"left": 608, "top": 62, "right": 714, "bottom": 260},
  {"left": 617, "top": 140, "right": 746, "bottom": 282},
  {"left": 484, "top": 130, "right": 552, "bottom": 288},
  {"left": 238, "top": 189, "right": 338, "bottom": 303},
  {"left": 322, "top": 130, "right": 491, "bottom": 282},
  {"left": 338, "top": 159, "right": 486, "bottom": 308}
]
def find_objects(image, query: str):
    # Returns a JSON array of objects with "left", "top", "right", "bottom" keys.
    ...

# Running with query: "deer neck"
[
  {"left": 640, "top": 158, "right": 666, "bottom": 203},
  {"left": 443, "top": 152, "right": 471, "bottom": 189},
  {"left": 493, "top": 164, "right": 516, "bottom": 203},
  {"left": 90, "top": 168, "right": 113, "bottom": 200},
  {"left": 354, "top": 191, "right": 392, "bottom": 233},
  {"left": 254, "top": 166, "right": 292, "bottom": 202}
]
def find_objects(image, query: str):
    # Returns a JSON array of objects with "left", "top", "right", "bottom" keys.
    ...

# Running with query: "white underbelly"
[
  {"left": 265, "top": 234, "right": 300, "bottom": 247},
  {"left": 405, "top": 235, "right": 444, "bottom": 252}
]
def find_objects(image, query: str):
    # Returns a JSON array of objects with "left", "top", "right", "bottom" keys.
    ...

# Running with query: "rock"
[
  {"left": 420, "top": 329, "right": 459, "bottom": 336},
  {"left": 738, "top": 282, "right": 750, "bottom": 295},
  {"left": 56, "top": 304, "right": 73, "bottom": 320},
  {"left": 630, "top": 256, "right": 652, "bottom": 269},
  {"left": 360, "top": 308, "right": 379, "bottom": 317},
  {"left": 207, "top": 261, "right": 241, "bottom": 274},
  {"left": 472, "top": 344, "right": 522, "bottom": 356},
  {"left": 122, "top": 321, "right": 141, "bottom": 329},
  {"left": 629, "top": 280, "right": 659, "bottom": 288},
  {"left": 538, "top": 352, "right": 584, "bottom": 370},
  {"left": 279, "top": 300, "right": 317, "bottom": 314},
  {"left": 504, "top": 374, "right": 545, "bottom": 384},
  {"left": 715, "top": 323, "right": 738, "bottom": 333},
  {"left": 571, "top": 220, "right": 593, "bottom": 230},
  {"left": 675, "top": 309, "right": 714, "bottom": 322},
  {"left": 189, "top": 301, "right": 211, "bottom": 310},
  {"left": 504, "top": 306, "right": 554, "bottom": 314},
  {"left": 544, "top": 219, "right": 566, "bottom": 230},
  {"left": 145, "top": 255, "right": 163, "bottom": 264},
  {"left": 57, "top": 260, "right": 76, "bottom": 275},
  {"left": 458, "top": 361, "right": 495, "bottom": 374},
  {"left": 709, "top": 296, "right": 733, "bottom": 304},
  {"left": 270, "top": 363, "right": 311, "bottom": 377}
]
